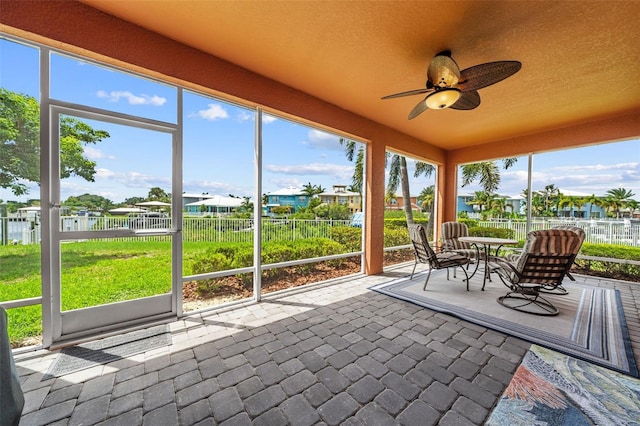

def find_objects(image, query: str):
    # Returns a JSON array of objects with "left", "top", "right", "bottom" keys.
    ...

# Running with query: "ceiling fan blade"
[
  {"left": 381, "top": 87, "right": 432, "bottom": 100},
  {"left": 449, "top": 90, "right": 480, "bottom": 110},
  {"left": 408, "top": 97, "right": 429, "bottom": 119},
  {"left": 457, "top": 61, "right": 521, "bottom": 92},
  {"left": 427, "top": 51, "right": 460, "bottom": 88}
]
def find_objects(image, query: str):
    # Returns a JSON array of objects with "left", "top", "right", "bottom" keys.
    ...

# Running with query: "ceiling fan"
[{"left": 381, "top": 50, "right": 521, "bottom": 119}]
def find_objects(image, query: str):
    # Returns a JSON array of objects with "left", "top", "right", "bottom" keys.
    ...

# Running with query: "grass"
[{"left": 0, "top": 240, "right": 217, "bottom": 346}]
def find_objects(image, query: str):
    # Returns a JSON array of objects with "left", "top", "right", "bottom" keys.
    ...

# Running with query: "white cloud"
[
  {"left": 262, "top": 114, "right": 277, "bottom": 124},
  {"left": 302, "top": 129, "right": 342, "bottom": 150},
  {"left": 269, "top": 177, "right": 303, "bottom": 189},
  {"left": 96, "top": 90, "right": 166, "bottom": 106},
  {"left": 83, "top": 147, "right": 115, "bottom": 160},
  {"left": 183, "top": 179, "right": 248, "bottom": 197},
  {"left": 196, "top": 103, "right": 229, "bottom": 121},
  {"left": 265, "top": 163, "right": 352, "bottom": 179},
  {"left": 95, "top": 168, "right": 170, "bottom": 189},
  {"left": 237, "top": 111, "right": 253, "bottom": 122}
]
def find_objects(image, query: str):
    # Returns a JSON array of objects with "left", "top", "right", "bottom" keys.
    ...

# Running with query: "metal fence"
[
  {"left": 0, "top": 216, "right": 353, "bottom": 245},
  {"left": 2, "top": 215, "right": 638, "bottom": 247},
  {"left": 476, "top": 219, "right": 640, "bottom": 247}
]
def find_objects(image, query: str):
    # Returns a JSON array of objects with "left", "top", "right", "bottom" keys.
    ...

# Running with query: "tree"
[
  {"left": 626, "top": 199, "right": 639, "bottom": 217},
  {"left": 558, "top": 196, "right": 578, "bottom": 217},
  {"left": 301, "top": 182, "right": 325, "bottom": 197},
  {"left": 123, "top": 196, "right": 145, "bottom": 206},
  {"left": 314, "top": 203, "right": 351, "bottom": 220},
  {"left": 385, "top": 155, "right": 436, "bottom": 226},
  {"left": 240, "top": 196, "right": 253, "bottom": 212},
  {"left": 584, "top": 194, "right": 603, "bottom": 219},
  {"left": 63, "top": 193, "right": 115, "bottom": 213},
  {"left": 539, "top": 184, "right": 560, "bottom": 216},
  {"left": 147, "top": 187, "right": 170, "bottom": 202},
  {"left": 339, "top": 139, "right": 363, "bottom": 193},
  {"left": 417, "top": 185, "right": 434, "bottom": 213},
  {"left": 460, "top": 158, "right": 517, "bottom": 194},
  {"left": 467, "top": 191, "right": 491, "bottom": 213},
  {"left": 605, "top": 187, "right": 635, "bottom": 218},
  {"left": 1, "top": 88, "right": 110, "bottom": 196}
]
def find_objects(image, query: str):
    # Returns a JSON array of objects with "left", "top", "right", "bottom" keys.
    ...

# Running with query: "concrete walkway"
[{"left": 13, "top": 265, "right": 640, "bottom": 425}]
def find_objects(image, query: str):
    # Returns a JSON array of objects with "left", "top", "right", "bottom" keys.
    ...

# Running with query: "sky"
[{"left": 1, "top": 37, "right": 639, "bottom": 206}]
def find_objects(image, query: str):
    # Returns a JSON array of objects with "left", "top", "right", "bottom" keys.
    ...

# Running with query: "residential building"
[
  {"left": 265, "top": 187, "right": 310, "bottom": 215},
  {"left": 318, "top": 185, "right": 362, "bottom": 213}
]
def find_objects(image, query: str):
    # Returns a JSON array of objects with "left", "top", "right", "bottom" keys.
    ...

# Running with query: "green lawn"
[{"left": 0, "top": 240, "right": 213, "bottom": 346}]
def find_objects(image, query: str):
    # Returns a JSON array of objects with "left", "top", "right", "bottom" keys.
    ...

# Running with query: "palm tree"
[
  {"left": 460, "top": 158, "right": 517, "bottom": 194},
  {"left": 584, "top": 194, "right": 603, "bottom": 219},
  {"left": 240, "top": 197, "right": 253, "bottom": 212},
  {"left": 626, "top": 199, "right": 639, "bottom": 217},
  {"left": 490, "top": 197, "right": 507, "bottom": 218},
  {"left": 558, "top": 196, "right": 577, "bottom": 217},
  {"left": 339, "top": 139, "right": 364, "bottom": 194},
  {"left": 417, "top": 185, "right": 434, "bottom": 213},
  {"left": 301, "top": 182, "right": 325, "bottom": 198},
  {"left": 467, "top": 191, "right": 491, "bottom": 213},
  {"left": 574, "top": 197, "right": 587, "bottom": 218},
  {"left": 539, "top": 184, "right": 560, "bottom": 216},
  {"left": 605, "top": 187, "right": 635, "bottom": 218},
  {"left": 340, "top": 138, "right": 435, "bottom": 226}
]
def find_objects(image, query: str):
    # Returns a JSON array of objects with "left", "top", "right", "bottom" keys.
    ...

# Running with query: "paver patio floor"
[{"left": 13, "top": 264, "right": 640, "bottom": 425}]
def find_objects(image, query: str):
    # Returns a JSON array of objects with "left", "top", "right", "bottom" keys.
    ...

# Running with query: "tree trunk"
[{"left": 400, "top": 157, "right": 414, "bottom": 225}]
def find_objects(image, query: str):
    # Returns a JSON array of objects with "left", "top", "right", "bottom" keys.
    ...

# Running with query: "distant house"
[
  {"left": 182, "top": 193, "right": 215, "bottom": 211},
  {"left": 385, "top": 194, "right": 420, "bottom": 212},
  {"left": 265, "top": 187, "right": 310, "bottom": 216},
  {"left": 318, "top": 185, "right": 362, "bottom": 214},
  {"left": 456, "top": 189, "right": 608, "bottom": 219},
  {"left": 185, "top": 195, "right": 243, "bottom": 216},
  {"left": 457, "top": 193, "right": 525, "bottom": 216}
]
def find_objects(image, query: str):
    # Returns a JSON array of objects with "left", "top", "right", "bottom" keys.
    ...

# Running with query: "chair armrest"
[{"left": 488, "top": 256, "right": 519, "bottom": 285}]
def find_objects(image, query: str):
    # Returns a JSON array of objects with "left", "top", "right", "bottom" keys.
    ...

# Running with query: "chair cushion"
[
  {"left": 441, "top": 222, "right": 472, "bottom": 250},
  {"left": 515, "top": 229, "right": 582, "bottom": 272}
]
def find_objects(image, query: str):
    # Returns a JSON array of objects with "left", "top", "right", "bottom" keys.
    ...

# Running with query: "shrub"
[
  {"left": 383, "top": 218, "right": 429, "bottom": 229},
  {"left": 191, "top": 253, "right": 232, "bottom": 295},
  {"left": 575, "top": 243, "right": 640, "bottom": 281},
  {"left": 330, "top": 226, "right": 362, "bottom": 252},
  {"left": 468, "top": 226, "right": 515, "bottom": 239},
  {"left": 384, "top": 227, "right": 411, "bottom": 247}
]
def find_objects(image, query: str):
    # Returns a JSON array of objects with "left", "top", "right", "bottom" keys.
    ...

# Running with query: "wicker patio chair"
[
  {"left": 408, "top": 223, "right": 471, "bottom": 291},
  {"left": 492, "top": 229, "right": 583, "bottom": 316},
  {"left": 441, "top": 221, "right": 481, "bottom": 276},
  {"left": 550, "top": 225, "right": 586, "bottom": 284}
]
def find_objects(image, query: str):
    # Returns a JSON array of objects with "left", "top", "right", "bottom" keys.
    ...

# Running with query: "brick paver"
[{"left": 14, "top": 266, "right": 639, "bottom": 425}]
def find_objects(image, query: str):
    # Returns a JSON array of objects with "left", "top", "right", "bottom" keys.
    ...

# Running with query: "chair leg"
[
  {"left": 459, "top": 266, "right": 470, "bottom": 291},
  {"left": 497, "top": 290, "right": 559, "bottom": 316},
  {"left": 410, "top": 259, "right": 418, "bottom": 279},
  {"left": 422, "top": 268, "right": 433, "bottom": 291},
  {"left": 539, "top": 284, "right": 568, "bottom": 295}
]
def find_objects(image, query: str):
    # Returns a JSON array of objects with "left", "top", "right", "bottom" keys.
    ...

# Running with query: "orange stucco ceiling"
[{"left": 32, "top": 1, "right": 640, "bottom": 151}]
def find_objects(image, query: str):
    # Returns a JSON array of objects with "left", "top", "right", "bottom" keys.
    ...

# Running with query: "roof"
[
  {"left": 185, "top": 195, "right": 243, "bottom": 208},
  {"left": 71, "top": 0, "right": 639, "bottom": 152},
  {"left": 267, "top": 187, "right": 305, "bottom": 196}
]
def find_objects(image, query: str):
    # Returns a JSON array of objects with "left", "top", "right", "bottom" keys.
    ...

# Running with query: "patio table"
[{"left": 458, "top": 236, "right": 518, "bottom": 290}]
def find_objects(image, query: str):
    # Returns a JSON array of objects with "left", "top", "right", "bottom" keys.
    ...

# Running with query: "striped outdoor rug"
[{"left": 370, "top": 270, "right": 638, "bottom": 377}]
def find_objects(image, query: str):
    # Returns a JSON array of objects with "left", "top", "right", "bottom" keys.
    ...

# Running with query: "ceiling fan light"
[{"left": 426, "top": 88, "right": 461, "bottom": 109}]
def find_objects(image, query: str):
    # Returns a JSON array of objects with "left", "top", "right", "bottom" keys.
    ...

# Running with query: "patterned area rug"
[
  {"left": 44, "top": 325, "right": 171, "bottom": 379},
  {"left": 370, "top": 270, "right": 638, "bottom": 377},
  {"left": 486, "top": 345, "right": 640, "bottom": 425}
]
